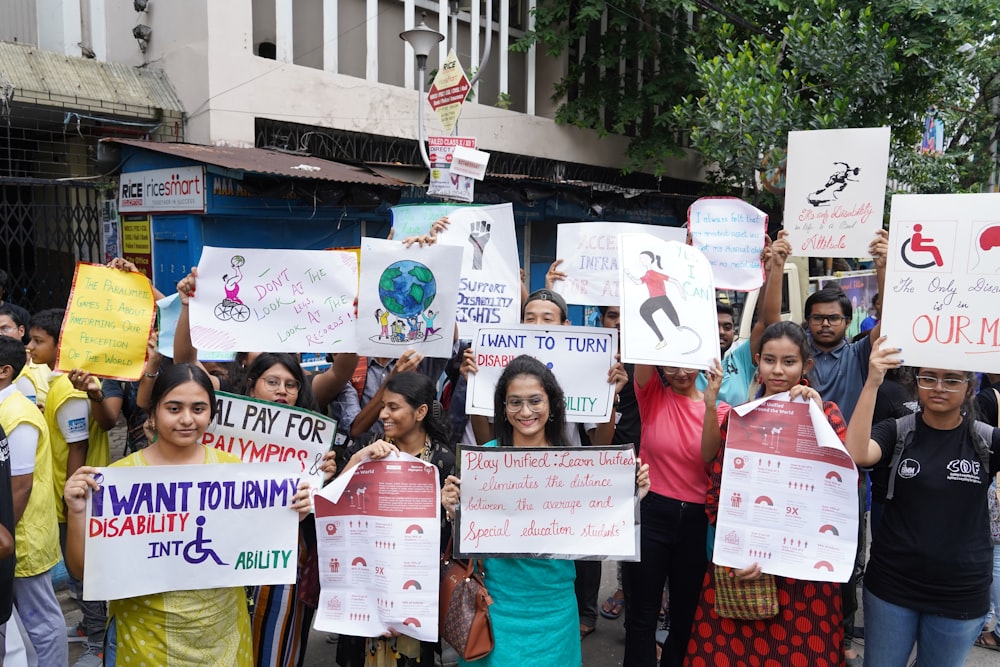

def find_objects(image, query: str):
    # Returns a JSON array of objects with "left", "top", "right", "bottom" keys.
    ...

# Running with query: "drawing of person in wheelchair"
[{"left": 215, "top": 255, "right": 250, "bottom": 322}]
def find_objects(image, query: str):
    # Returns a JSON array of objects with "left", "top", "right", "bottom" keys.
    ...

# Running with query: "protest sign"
[
  {"left": 357, "top": 238, "right": 463, "bottom": 358},
  {"left": 783, "top": 127, "right": 890, "bottom": 258},
  {"left": 427, "top": 137, "right": 475, "bottom": 203},
  {"left": 435, "top": 204, "right": 522, "bottom": 339},
  {"left": 313, "top": 454, "right": 440, "bottom": 641},
  {"left": 465, "top": 324, "right": 618, "bottom": 423},
  {"left": 203, "top": 392, "right": 337, "bottom": 489},
  {"left": 155, "top": 293, "right": 235, "bottom": 362},
  {"left": 553, "top": 223, "right": 686, "bottom": 306},
  {"left": 189, "top": 247, "right": 358, "bottom": 353},
  {"left": 617, "top": 235, "right": 720, "bottom": 370},
  {"left": 390, "top": 203, "right": 478, "bottom": 239},
  {"left": 83, "top": 462, "right": 301, "bottom": 600},
  {"left": 454, "top": 444, "right": 638, "bottom": 560},
  {"left": 687, "top": 198, "right": 767, "bottom": 291},
  {"left": 712, "top": 395, "right": 859, "bottom": 583},
  {"left": 816, "top": 273, "right": 879, "bottom": 340},
  {"left": 56, "top": 263, "right": 155, "bottom": 381},
  {"left": 881, "top": 193, "right": 1000, "bottom": 373}
]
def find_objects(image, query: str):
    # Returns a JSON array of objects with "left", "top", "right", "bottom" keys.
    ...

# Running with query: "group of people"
[{"left": 0, "top": 217, "right": 996, "bottom": 667}]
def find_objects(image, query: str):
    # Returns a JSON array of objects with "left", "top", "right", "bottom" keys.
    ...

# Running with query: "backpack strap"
[
  {"left": 971, "top": 420, "right": 995, "bottom": 476},
  {"left": 886, "top": 413, "right": 917, "bottom": 501}
]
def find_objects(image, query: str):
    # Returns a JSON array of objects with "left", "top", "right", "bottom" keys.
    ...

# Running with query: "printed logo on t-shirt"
[
  {"left": 67, "top": 417, "right": 88, "bottom": 435},
  {"left": 897, "top": 458, "right": 920, "bottom": 479},
  {"left": 0, "top": 436, "right": 8, "bottom": 463},
  {"left": 946, "top": 458, "right": 981, "bottom": 484}
]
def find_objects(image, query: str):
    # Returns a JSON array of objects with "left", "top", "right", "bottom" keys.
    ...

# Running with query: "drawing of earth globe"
[{"left": 378, "top": 260, "right": 437, "bottom": 318}]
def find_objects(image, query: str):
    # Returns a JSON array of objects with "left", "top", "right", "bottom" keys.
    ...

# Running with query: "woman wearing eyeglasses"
[
  {"left": 622, "top": 363, "right": 730, "bottom": 667},
  {"left": 846, "top": 339, "right": 1000, "bottom": 666}
]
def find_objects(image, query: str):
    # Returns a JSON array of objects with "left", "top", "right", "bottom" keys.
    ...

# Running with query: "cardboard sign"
[
  {"left": 687, "top": 197, "right": 767, "bottom": 291},
  {"left": 356, "top": 238, "right": 463, "bottom": 359},
  {"left": 783, "top": 127, "right": 890, "bottom": 257},
  {"left": 156, "top": 293, "right": 236, "bottom": 362},
  {"left": 189, "top": 247, "right": 358, "bottom": 353},
  {"left": 449, "top": 146, "right": 490, "bottom": 181},
  {"left": 56, "top": 263, "right": 156, "bottom": 381},
  {"left": 390, "top": 203, "right": 479, "bottom": 239},
  {"left": 313, "top": 454, "right": 441, "bottom": 641},
  {"left": 617, "top": 235, "right": 720, "bottom": 370},
  {"left": 83, "top": 462, "right": 301, "bottom": 600},
  {"left": 455, "top": 445, "right": 638, "bottom": 560},
  {"left": 881, "top": 193, "right": 1000, "bottom": 372},
  {"left": 465, "top": 324, "right": 618, "bottom": 422},
  {"left": 554, "top": 223, "right": 686, "bottom": 306},
  {"left": 203, "top": 392, "right": 337, "bottom": 489}
]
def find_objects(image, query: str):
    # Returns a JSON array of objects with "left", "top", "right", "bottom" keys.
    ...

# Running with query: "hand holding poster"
[
  {"left": 313, "top": 454, "right": 441, "bottom": 642},
  {"left": 553, "top": 223, "right": 686, "bottom": 305},
  {"left": 881, "top": 193, "right": 1000, "bottom": 372},
  {"left": 357, "top": 238, "right": 463, "bottom": 359},
  {"left": 465, "top": 324, "right": 618, "bottom": 423},
  {"left": 83, "top": 462, "right": 301, "bottom": 600},
  {"left": 455, "top": 445, "right": 638, "bottom": 560},
  {"left": 189, "top": 247, "right": 358, "bottom": 353},
  {"left": 435, "top": 204, "right": 522, "bottom": 339},
  {"left": 203, "top": 392, "right": 337, "bottom": 489},
  {"left": 712, "top": 395, "right": 859, "bottom": 583},
  {"left": 56, "top": 263, "right": 155, "bottom": 380},
  {"left": 782, "top": 127, "right": 890, "bottom": 257},
  {"left": 617, "top": 235, "right": 720, "bottom": 369},
  {"left": 687, "top": 198, "right": 767, "bottom": 291}
]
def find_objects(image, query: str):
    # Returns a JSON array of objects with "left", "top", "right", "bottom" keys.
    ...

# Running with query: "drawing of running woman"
[{"left": 625, "top": 251, "right": 702, "bottom": 353}]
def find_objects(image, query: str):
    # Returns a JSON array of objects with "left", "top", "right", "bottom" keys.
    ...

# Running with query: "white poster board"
[
  {"left": 455, "top": 445, "right": 638, "bottom": 559},
  {"left": 427, "top": 137, "right": 475, "bottom": 203},
  {"left": 713, "top": 395, "right": 859, "bottom": 583},
  {"left": 617, "top": 235, "right": 720, "bottom": 370},
  {"left": 390, "top": 203, "right": 473, "bottom": 239},
  {"left": 465, "top": 324, "right": 618, "bottom": 422},
  {"left": 313, "top": 454, "right": 440, "bottom": 642},
  {"left": 783, "top": 127, "right": 890, "bottom": 257},
  {"left": 356, "top": 238, "right": 463, "bottom": 359},
  {"left": 554, "top": 222, "right": 686, "bottom": 306},
  {"left": 189, "top": 247, "right": 358, "bottom": 353},
  {"left": 881, "top": 193, "right": 1000, "bottom": 373},
  {"left": 203, "top": 392, "right": 336, "bottom": 489},
  {"left": 435, "top": 204, "right": 522, "bottom": 339},
  {"left": 687, "top": 197, "right": 767, "bottom": 291},
  {"left": 83, "top": 462, "right": 301, "bottom": 600}
]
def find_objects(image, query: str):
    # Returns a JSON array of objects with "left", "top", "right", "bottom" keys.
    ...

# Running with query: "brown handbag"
[
  {"left": 440, "top": 539, "right": 494, "bottom": 661},
  {"left": 713, "top": 565, "right": 779, "bottom": 621}
]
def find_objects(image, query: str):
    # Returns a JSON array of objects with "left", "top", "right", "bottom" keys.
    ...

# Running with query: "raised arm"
[
  {"left": 845, "top": 336, "right": 900, "bottom": 467},
  {"left": 312, "top": 353, "right": 360, "bottom": 409},
  {"left": 349, "top": 352, "right": 423, "bottom": 438},
  {"left": 589, "top": 360, "right": 628, "bottom": 446},
  {"left": 867, "top": 229, "right": 889, "bottom": 343},
  {"left": 761, "top": 230, "right": 790, "bottom": 331},
  {"left": 173, "top": 268, "right": 219, "bottom": 389}
]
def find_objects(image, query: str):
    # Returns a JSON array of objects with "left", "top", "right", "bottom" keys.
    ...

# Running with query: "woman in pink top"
[{"left": 622, "top": 363, "right": 730, "bottom": 667}]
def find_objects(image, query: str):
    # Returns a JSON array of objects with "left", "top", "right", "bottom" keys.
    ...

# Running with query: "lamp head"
[{"left": 399, "top": 14, "right": 444, "bottom": 67}]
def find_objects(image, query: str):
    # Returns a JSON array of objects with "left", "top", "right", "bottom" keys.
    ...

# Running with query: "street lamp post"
[{"left": 400, "top": 17, "right": 444, "bottom": 169}]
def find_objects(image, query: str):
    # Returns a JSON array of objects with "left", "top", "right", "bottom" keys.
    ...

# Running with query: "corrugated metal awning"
[
  {"left": 106, "top": 138, "right": 406, "bottom": 186},
  {"left": 0, "top": 41, "right": 184, "bottom": 113}
]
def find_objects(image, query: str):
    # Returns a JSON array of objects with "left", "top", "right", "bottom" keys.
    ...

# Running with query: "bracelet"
[
  {"left": 88, "top": 391, "right": 104, "bottom": 403},
  {"left": 143, "top": 370, "right": 160, "bottom": 379}
]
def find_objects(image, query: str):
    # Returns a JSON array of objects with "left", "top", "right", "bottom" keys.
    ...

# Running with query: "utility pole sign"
[{"left": 428, "top": 49, "right": 470, "bottom": 135}]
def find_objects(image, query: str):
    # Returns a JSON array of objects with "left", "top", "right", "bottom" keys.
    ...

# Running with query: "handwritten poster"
[
  {"left": 455, "top": 445, "right": 638, "bottom": 560},
  {"left": 713, "top": 396, "right": 859, "bottom": 583},
  {"left": 156, "top": 293, "right": 235, "bottom": 362},
  {"left": 202, "top": 392, "right": 337, "bottom": 489},
  {"left": 553, "top": 222, "right": 686, "bottom": 305},
  {"left": 617, "top": 235, "right": 720, "bottom": 370},
  {"left": 783, "top": 127, "right": 890, "bottom": 257},
  {"left": 357, "top": 238, "right": 463, "bottom": 359},
  {"left": 435, "top": 204, "right": 522, "bottom": 339},
  {"left": 465, "top": 324, "right": 618, "bottom": 422},
  {"left": 83, "top": 462, "right": 301, "bottom": 600},
  {"left": 313, "top": 454, "right": 440, "bottom": 642},
  {"left": 56, "top": 263, "right": 155, "bottom": 380},
  {"left": 687, "top": 198, "right": 767, "bottom": 291},
  {"left": 189, "top": 247, "right": 358, "bottom": 353},
  {"left": 881, "top": 193, "right": 1000, "bottom": 373},
  {"left": 390, "top": 203, "right": 479, "bottom": 239}
]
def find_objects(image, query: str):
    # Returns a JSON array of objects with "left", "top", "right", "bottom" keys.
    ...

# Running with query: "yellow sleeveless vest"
[{"left": 16, "top": 361, "right": 50, "bottom": 409}]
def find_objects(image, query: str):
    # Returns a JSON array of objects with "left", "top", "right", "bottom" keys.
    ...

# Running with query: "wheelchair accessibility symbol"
[{"left": 900, "top": 224, "right": 944, "bottom": 269}]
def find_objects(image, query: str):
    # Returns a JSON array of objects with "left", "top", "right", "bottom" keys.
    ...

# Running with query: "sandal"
[
  {"left": 599, "top": 591, "right": 625, "bottom": 620},
  {"left": 976, "top": 631, "right": 1000, "bottom": 651}
]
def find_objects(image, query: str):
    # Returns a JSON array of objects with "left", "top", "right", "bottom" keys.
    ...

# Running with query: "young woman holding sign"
[
  {"left": 442, "top": 355, "right": 650, "bottom": 667},
  {"left": 845, "top": 340, "right": 1000, "bottom": 666},
  {"left": 335, "top": 371, "right": 455, "bottom": 667},
  {"left": 63, "top": 364, "right": 313, "bottom": 666},
  {"left": 687, "top": 321, "right": 848, "bottom": 667}
]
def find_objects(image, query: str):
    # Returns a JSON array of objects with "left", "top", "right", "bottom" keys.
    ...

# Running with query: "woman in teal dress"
[{"left": 442, "top": 355, "right": 649, "bottom": 666}]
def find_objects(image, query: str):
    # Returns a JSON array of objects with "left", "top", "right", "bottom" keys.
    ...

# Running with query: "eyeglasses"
[
  {"left": 261, "top": 376, "right": 301, "bottom": 392},
  {"left": 0, "top": 324, "right": 18, "bottom": 334},
  {"left": 504, "top": 395, "right": 547, "bottom": 413},
  {"left": 915, "top": 375, "right": 969, "bottom": 392},
  {"left": 808, "top": 314, "right": 846, "bottom": 325},
  {"left": 662, "top": 367, "right": 697, "bottom": 376}
]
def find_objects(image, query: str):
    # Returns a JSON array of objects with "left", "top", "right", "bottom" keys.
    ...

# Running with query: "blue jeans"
[
  {"left": 863, "top": 589, "right": 986, "bottom": 667},
  {"left": 986, "top": 544, "right": 1000, "bottom": 637}
]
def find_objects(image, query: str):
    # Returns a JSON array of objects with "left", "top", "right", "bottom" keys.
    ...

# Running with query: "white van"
[{"left": 720, "top": 258, "right": 809, "bottom": 342}]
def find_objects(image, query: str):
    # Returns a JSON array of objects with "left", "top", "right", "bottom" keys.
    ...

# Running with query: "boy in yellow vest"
[
  {"left": 27, "top": 308, "right": 108, "bottom": 666},
  {"left": 0, "top": 334, "right": 66, "bottom": 664},
  {"left": 0, "top": 305, "right": 48, "bottom": 409}
]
